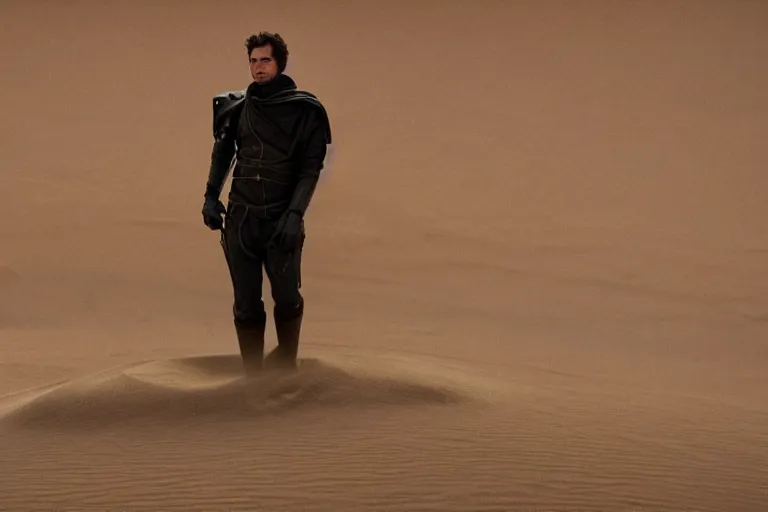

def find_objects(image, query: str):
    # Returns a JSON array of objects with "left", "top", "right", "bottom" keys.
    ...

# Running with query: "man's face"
[{"left": 249, "top": 44, "right": 279, "bottom": 83}]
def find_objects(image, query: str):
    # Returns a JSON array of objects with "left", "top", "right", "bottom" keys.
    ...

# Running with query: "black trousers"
[{"left": 221, "top": 202, "right": 304, "bottom": 329}]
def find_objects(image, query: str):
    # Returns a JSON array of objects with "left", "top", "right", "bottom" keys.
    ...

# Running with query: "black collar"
[{"left": 247, "top": 73, "right": 297, "bottom": 99}]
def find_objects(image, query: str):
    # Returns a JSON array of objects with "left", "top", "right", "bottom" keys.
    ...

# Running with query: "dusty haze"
[{"left": 1, "top": 1, "right": 767, "bottom": 511}]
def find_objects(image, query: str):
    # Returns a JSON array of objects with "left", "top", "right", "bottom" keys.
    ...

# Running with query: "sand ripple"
[{"left": 1, "top": 353, "right": 765, "bottom": 511}]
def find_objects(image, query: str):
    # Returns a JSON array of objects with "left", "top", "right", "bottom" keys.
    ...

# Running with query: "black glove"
[
  {"left": 272, "top": 210, "right": 303, "bottom": 253},
  {"left": 202, "top": 196, "right": 226, "bottom": 230}
]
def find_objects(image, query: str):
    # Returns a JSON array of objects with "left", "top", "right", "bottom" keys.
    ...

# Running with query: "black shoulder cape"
[{"left": 212, "top": 75, "right": 332, "bottom": 144}]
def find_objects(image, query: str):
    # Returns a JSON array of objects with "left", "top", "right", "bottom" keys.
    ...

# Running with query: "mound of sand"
[{"left": 0, "top": 353, "right": 491, "bottom": 432}]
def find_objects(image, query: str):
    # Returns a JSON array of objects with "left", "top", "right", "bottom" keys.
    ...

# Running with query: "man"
[{"left": 201, "top": 32, "right": 332, "bottom": 375}]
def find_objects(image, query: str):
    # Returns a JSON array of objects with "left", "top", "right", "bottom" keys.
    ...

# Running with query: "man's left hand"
[{"left": 273, "top": 210, "right": 303, "bottom": 253}]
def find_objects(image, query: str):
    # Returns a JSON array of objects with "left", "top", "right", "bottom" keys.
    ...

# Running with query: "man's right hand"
[{"left": 202, "top": 196, "right": 226, "bottom": 230}]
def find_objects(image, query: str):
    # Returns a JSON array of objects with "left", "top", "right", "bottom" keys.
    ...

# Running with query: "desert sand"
[{"left": 1, "top": 1, "right": 767, "bottom": 511}]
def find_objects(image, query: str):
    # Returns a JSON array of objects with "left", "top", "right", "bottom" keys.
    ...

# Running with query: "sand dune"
[
  {"left": 1, "top": 0, "right": 767, "bottom": 511},
  {"left": 0, "top": 353, "right": 481, "bottom": 432}
]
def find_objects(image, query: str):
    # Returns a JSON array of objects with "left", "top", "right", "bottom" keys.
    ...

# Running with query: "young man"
[{"left": 202, "top": 32, "right": 332, "bottom": 375}]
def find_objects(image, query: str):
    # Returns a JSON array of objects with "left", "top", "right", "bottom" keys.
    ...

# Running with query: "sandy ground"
[{"left": 1, "top": 1, "right": 767, "bottom": 511}]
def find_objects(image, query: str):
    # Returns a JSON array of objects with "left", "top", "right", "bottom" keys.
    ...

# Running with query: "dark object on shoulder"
[{"left": 212, "top": 91, "right": 246, "bottom": 138}]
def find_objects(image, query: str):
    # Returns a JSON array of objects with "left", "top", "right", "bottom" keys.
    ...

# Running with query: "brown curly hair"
[{"left": 244, "top": 32, "right": 289, "bottom": 73}]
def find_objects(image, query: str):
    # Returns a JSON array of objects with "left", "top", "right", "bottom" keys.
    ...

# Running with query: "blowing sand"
[{"left": 1, "top": 1, "right": 767, "bottom": 511}]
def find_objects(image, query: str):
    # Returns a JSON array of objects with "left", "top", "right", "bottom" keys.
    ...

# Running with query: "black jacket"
[{"left": 205, "top": 74, "right": 332, "bottom": 220}]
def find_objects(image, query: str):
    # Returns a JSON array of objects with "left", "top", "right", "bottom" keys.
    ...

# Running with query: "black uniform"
[{"left": 202, "top": 73, "right": 332, "bottom": 373}]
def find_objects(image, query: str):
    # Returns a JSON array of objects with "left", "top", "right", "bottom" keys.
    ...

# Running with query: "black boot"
[
  {"left": 264, "top": 301, "right": 303, "bottom": 371},
  {"left": 234, "top": 314, "right": 266, "bottom": 376}
]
